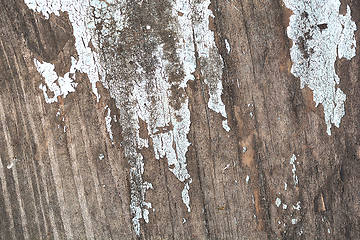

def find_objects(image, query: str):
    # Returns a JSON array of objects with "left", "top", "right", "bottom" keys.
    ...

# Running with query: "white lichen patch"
[
  {"left": 34, "top": 58, "right": 78, "bottom": 103},
  {"left": 283, "top": 0, "right": 357, "bottom": 135},
  {"left": 25, "top": 0, "right": 105, "bottom": 101}
]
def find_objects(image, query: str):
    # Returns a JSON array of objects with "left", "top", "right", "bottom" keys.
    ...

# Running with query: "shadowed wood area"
[{"left": 0, "top": 0, "right": 359, "bottom": 239}]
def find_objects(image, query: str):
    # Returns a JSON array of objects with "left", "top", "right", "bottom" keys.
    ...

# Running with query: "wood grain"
[{"left": 0, "top": 0, "right": 359, "bottom": 239}]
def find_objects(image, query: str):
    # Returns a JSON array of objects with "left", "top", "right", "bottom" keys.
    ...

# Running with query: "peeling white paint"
[
  {"left": 225, "top": 39, "right": 231, "bottom": 54},
  {"left": 99, "top": 154, "right": 104, "bottom": 161},
  {"left": 25, "top": 0, "right": 230, "bottom": 236},
  {"left": 290, "top": 154, "right": 298, "bottom": 186},
  {"left": 191, "top": 0, "right": 230, "bottom": 132},
  {"left": 283, "top": 0, "right": 357, "bottom": 135},
  {"left": 223, "top": 164, "right": 230, "bottom": 170},
  {"left": 104, "top": 106, "right": 114, "bottom": 144},
  {"left": 275, "top": 198, "right": 282, "bottom": 207},
  {"left": 34, "top": 58, "right": 78, "bottom": 103},
  {"left": 7, "top": 157, "right": 18, "bottom": 169},
  {"left": 293, "top": 201, "right": 301, "bottom": 211},
  {"left": 25, "top": 0, "right": 105, "bottom": 101},
  {"left": 292, "top": 218, "right": 298, "bottom": 225},
  {"left": 284, "top": 182, "right": 287, "bottom": 191},
  {"left": 246, "top": 175, "right": 249, "bottom": 184}
]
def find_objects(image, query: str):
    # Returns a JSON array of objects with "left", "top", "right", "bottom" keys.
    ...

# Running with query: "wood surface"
[{"left": 0, "top": 0, "right": 359, "bottom": 239}]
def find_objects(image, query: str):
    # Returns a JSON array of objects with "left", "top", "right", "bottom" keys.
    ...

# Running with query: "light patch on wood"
[
  {"left": 275, "top": 197, "right": 281, "bottom": 207},
  {"left": 104, "top": 105, "right": 114, "bottom": 145},
  {"left": 34, "top": 58, "right": 78, "bottom": 103},
  {"left": 283, "top": 0, "right": 357, "bottom": 135},
  {"left": 25, "top": 0, "right": 231, "bottom": 236},
  {"left": 290, "top": 154, "right": 298, "bottom": 186},
  {"left": 25, "top": 0, "right": 105, "bottom": 101},
  {"left": 182, "top": 0, "right": 230, "bottom": 131},
  {"left": 225, "top": 39, "right": 231, "bottom": 54},
  {"left": 293, "top": 201, "right": 301, "bottom": 211}
]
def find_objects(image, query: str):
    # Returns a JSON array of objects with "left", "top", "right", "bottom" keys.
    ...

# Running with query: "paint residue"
[
  {"left": 25, "top": 0, "right": 229, "bottom": 236},
  {"left": 283, "top": 0, "right": 357, "bottom": 135},
  {"left": 275, "top": 197, "right": 282, "bottom": 207},
  {"left": 25, "top": 0, "right": 105, "bottom": 101},
  {"left": 34, "top": 58, "right": 78, "bottom": 103},
  {"left": 191, "top": 0, "right": 230, "bottom": 132},
  {"left": 104, "top": 106, "right": 114, "bottom": 144},
  {"left": 225, "top": 39, "right": 231, "bottom": 54},
  {"left": 290, "top": 154, "right": 298, "bottom": 186},
  {"left": 293, "top": 201, "right": 301, "bottom": 211}
]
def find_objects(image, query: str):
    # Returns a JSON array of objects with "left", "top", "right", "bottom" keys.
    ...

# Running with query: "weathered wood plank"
[{"left": 0, "top": 0, "right": 359, "bottom": 239}]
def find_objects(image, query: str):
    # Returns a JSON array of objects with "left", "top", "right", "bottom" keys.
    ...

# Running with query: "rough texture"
[{"left": 0, "top": 0, "right": 359, "bottom": 239}]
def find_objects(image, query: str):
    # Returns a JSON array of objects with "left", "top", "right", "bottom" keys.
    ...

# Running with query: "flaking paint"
[{"left": 283, "top": 0, "right": 357, "bottom": 135}]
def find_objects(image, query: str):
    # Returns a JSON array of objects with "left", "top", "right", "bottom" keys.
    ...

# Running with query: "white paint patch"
[
  {"left": 225, "top": 39, "right": 231, "bottom": 54},
  {"left": 7, "top": 158, "right": 18, "bottom": 169},
  {"left": 243, "top": 147, "right": 247, "bottom": 153},
  {"left": 275, "top": 198, "right": 282, "bottom": 207},
  {"left": 292, "top": 218, "right": 298, "bottom": 225},
  {"left": 182, "top": 218, "right": 186, "bottom": 223},
  {"left": 283, "top": 204, "right": 287, "bottom": 210},
  {"left": 246, "top": 175, "right": 249, "bottom": 184},
  {"left": 191, "top": 0, "right": 230, "bottom": 132},
  {"left": 284, "top": 182, "right": 287, "bottom": 191},
  {"left": 293, "top": 201, "right": 301, "bottom": 211},
  {"left": 104, "top": 106, "right": 114, "bottom": 144},
  {"left": 223, "top": 164, "right": 230, "bottom": 171},
  {"left": 34, "top": 58, "right": 78, "bottom": 103},
  {"left": 132, "top": 45, "right": 192, "bottom": 213},
  {"left": 290, "top": 154, "right": 298, "bottom": 186},
  {"left": 99, "top": 154, "right": 104, "bottom": 161},
  {"left": 25, "top": 0, "right": 105, "bottom": 101},
  {"left": 25, "top": 0, "right": 229, "bottom": 236},
  {"left": 283, "top": 0, "right": 357, "bottom": 135}
]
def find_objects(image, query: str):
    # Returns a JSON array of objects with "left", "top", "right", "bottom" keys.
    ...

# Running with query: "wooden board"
[{"left": 0, "top": 0, "right": 359, "bottom": 239}]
